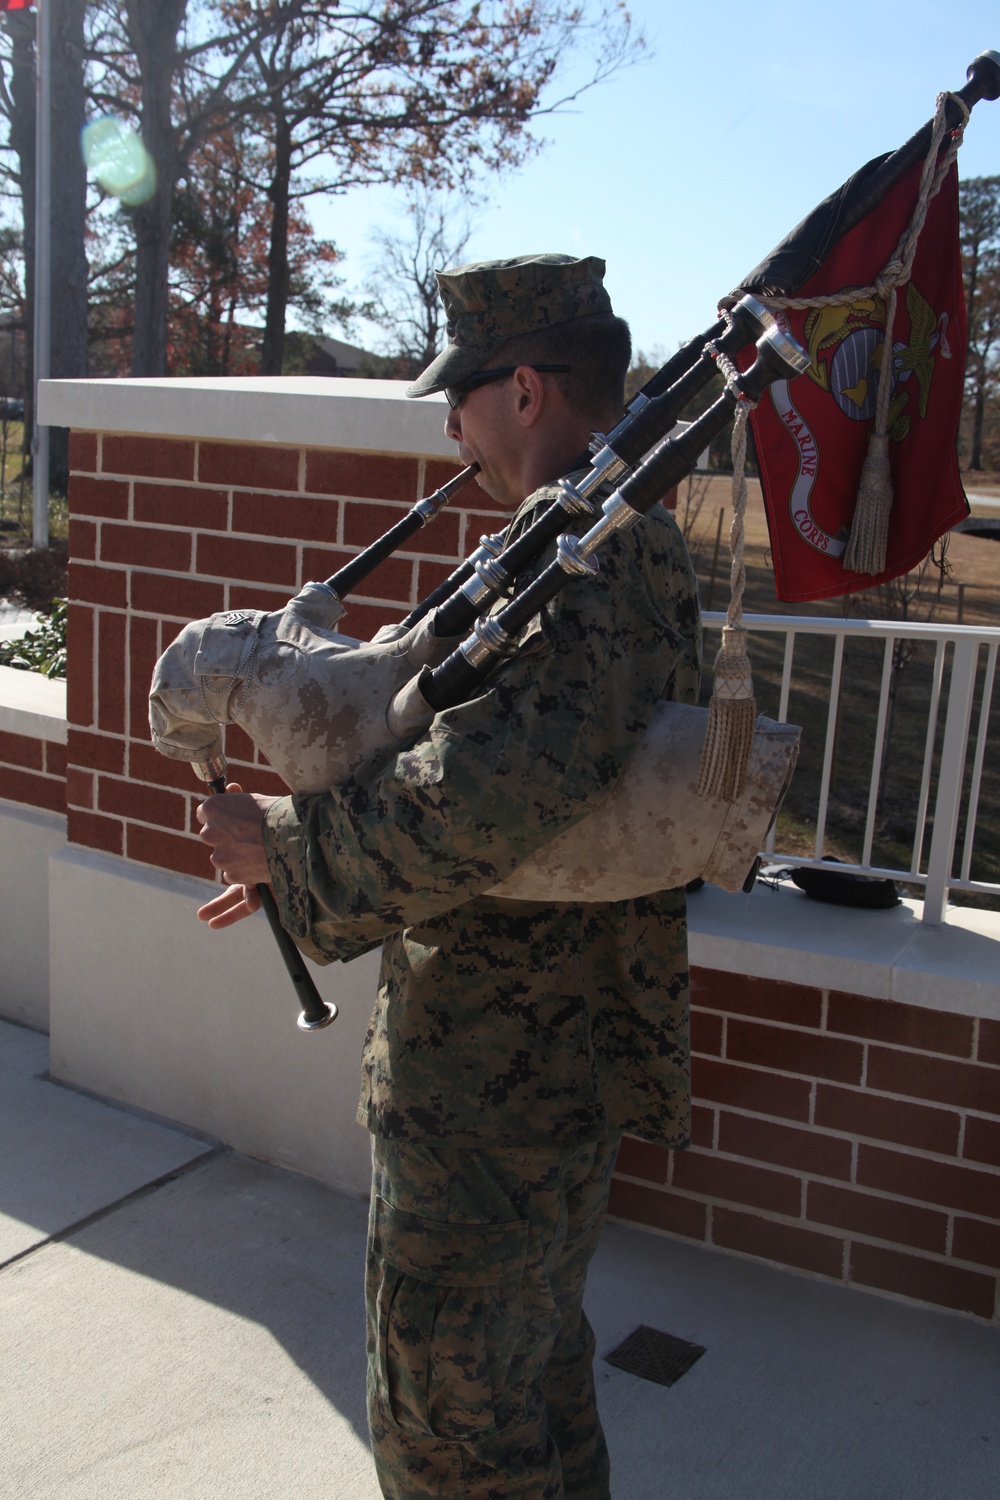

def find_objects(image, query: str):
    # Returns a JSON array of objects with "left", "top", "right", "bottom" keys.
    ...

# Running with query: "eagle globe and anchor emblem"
[{"left": 773, "top": 283, "right": 952, "bottom": 557}]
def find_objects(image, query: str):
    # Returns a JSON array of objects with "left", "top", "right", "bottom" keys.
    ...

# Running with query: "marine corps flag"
[
  {"left": 0, "top": 2, "right": 35, "bottom": 10},
  {"left": 735, "top": 153, "right": 968, "bottom": 603}
]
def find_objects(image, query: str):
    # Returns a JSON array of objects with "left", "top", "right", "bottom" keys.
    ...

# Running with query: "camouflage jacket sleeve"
[{"left": 262, "top": 491, "right": 698, "bottom": 964}]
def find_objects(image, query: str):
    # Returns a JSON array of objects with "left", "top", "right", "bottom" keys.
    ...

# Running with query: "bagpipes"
[
  {"left": 150, "top": 52, "right": 1000, "bottom": 1030},
  {"left": 151, "top": 321, "right": 807, "bottom": 1027}
]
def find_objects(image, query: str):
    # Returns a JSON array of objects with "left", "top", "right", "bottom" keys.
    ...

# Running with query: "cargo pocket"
[{"left": 372, "top": 1195, "right": 529, "bottom": 1440}]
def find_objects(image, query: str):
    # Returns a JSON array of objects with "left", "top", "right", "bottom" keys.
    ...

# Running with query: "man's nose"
[{"left": 444, "top": 405, "right": 461, "bottom": 441}]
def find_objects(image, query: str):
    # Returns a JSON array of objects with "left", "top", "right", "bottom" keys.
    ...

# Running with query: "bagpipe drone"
[{"left": 149, "top": 51, "right": 1000, "bottom": 1030}]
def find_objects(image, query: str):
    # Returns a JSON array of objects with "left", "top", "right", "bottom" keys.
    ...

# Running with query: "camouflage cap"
[{"left": 406, "top": 252, "right": 612, "bottom": 398}]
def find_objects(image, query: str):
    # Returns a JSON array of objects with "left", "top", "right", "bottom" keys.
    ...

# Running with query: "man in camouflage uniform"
[{"left": 197, "top": 253, "right": 701, "bottom": 1499}]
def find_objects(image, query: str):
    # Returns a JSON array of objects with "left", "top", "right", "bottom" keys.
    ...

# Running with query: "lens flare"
[{"left": 82, "top": 117, "right": 156, "bottom": 205}]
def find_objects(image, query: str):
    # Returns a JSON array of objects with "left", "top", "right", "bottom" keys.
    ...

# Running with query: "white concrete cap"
[{"left": 38, "top": 376, "right": 457, "bottom": 459}]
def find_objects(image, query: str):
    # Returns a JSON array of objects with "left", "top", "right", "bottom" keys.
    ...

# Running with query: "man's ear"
[{"left": 511, "top": 365, "right": 545, "bottom": 426}]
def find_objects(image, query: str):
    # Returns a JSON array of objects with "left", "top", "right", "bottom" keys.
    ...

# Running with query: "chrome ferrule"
[
  {"left": 605, "top": 496, "right": 643, "bottom": 532},
  {"left": 477, "top": 531, "right": 506, "bottom": 560},
  {"left": 575, "top": 448, "right": 628, "bottom": 502},
  {"left": 762, "top": 322, "right": 811, "bottom": 376},
  {"left": 297, "top": 1004, "right": 338, "bottom": 1031},
  {"left": 474, "top": 555, "right": 515, "bottom": 597},
  {"left": 555, "top": 477, "right": 593, "bottom": 516},
  {"left": 413, "top": 494, "right": 444, "bottom": 523},
  {"left": 459, "top": 573, "right": 492, "bottom": 610},
  {"left": 556, "top": 536, "right": 601, "bottom": 577},
  {"left": 460, "top": 614, "right": 513, "bottom": 669},
  {"left": 603, "top": 492, "right": 632, "bottom": 519},
  {"left": 459, "top": 534, "right": 514, "bottom": 607},
  {"left": 738, "top": 292, "right": 774, "bottom": 330},
  {"left": 413, "top": 463, "right": 482, "bottom": 523},
  {"left": 460, "top": 554, "right": 511, "bottom": 610},
  {"left": 572, "top": 494, "right": 637, "bottom": 563}
]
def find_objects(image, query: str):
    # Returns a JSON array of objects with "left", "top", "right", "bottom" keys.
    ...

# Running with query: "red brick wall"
[
  {"left": 5, "top": 424, "right": 998, "bottom": 1325},
  {"left": 64, "top": 429, "right": 504, "bottom": 880},
  {"left": 0, "top": 726, "right": 65, "bottom": 814},
  {"left": 611, "top": 969, "right": 1000, "bottom": 1322}
]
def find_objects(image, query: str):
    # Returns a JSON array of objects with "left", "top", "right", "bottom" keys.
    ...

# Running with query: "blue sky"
[{"left": 313, "top": 0, "right": 1000, "bottom": 358}]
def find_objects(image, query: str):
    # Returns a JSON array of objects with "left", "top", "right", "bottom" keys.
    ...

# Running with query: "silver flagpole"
[{"left": 32, "top": 0, "right": 49, "bottom": 549}]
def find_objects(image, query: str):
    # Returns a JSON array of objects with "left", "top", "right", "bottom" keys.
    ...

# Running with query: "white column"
[
  {"left": 923, "top": 636, "right": 979, "bottom": 924},
  {"left": 32, "top": 0, "right": 50, "bottom": 549}
]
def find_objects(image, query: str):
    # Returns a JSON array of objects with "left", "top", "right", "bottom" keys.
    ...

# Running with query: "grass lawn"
[{"left": 0, "top": 421, "right": 69, "bottom": 609}]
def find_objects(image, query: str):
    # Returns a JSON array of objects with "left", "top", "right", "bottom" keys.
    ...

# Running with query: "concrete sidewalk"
[{"left": 3, "top": 1015, "right": 999, "bottom": 1500}]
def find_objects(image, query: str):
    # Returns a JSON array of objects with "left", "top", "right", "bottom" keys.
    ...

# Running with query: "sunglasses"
[{"left": 444, "top": 365, "right": 572, "bottom": 409}]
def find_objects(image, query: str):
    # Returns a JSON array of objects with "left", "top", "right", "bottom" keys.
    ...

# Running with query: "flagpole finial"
[{"left": 967, "top": 51, "right": 1000, "bottom": 97}]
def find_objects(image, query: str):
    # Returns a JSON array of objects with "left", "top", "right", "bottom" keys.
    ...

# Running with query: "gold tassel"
[
  {"left": 844, "top": 431, "right": 893, "bottom": 575},
  {"left": 697, "top": 625, "right": 757, "bottom": 800}
]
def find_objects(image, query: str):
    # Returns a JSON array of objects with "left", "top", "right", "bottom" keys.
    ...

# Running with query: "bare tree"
[
  {"left": 234, "top": 0, "right": 644, "bottom": 375},
  {"left": 0, "top": 7, "right": 35, "bottom": 467},
  {"left": 960, "top": 175, "right": 1000, "bottom": 471},
  {"left": 48, "top": 0, "right": 88, "bottom": 490},
  {"left": 0, "top": 2, "right": 87, "bottom": 492},
  {"left": 363, "top": 193, "right": 473, "bottom": 377},
  {"left": 103, "top": 0, "right": 315, "bottom": 375},
  {"left": 3, "top": 0, "right": 646, "bottom": 388},
  {"left": 87, "top": 0, "right": 643, "bottom": 376},
  {"left": 169, "top": 117, "right": 349, "bottom": 374}
]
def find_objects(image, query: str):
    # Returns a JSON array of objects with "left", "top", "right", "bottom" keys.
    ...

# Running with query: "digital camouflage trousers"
[{"left": 366, "top": 1132, "right": 622, "bottom": 1500}]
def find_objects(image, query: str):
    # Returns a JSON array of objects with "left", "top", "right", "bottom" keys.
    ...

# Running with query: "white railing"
[{"left": 703, "top": 612, "right": 1000, "bottom": 924}]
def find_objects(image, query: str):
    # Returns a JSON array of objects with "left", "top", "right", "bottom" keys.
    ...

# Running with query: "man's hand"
[
  {"left": 197, "top": 880, "right": 263, "bottom": 930},
  {"left": 195, "top": 783, "right": 279, "bottom": 928}
]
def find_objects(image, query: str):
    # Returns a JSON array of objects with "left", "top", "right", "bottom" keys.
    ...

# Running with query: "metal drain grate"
[{"left": 604, "top": 1325, "right": 706, "bottom": 1387}]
